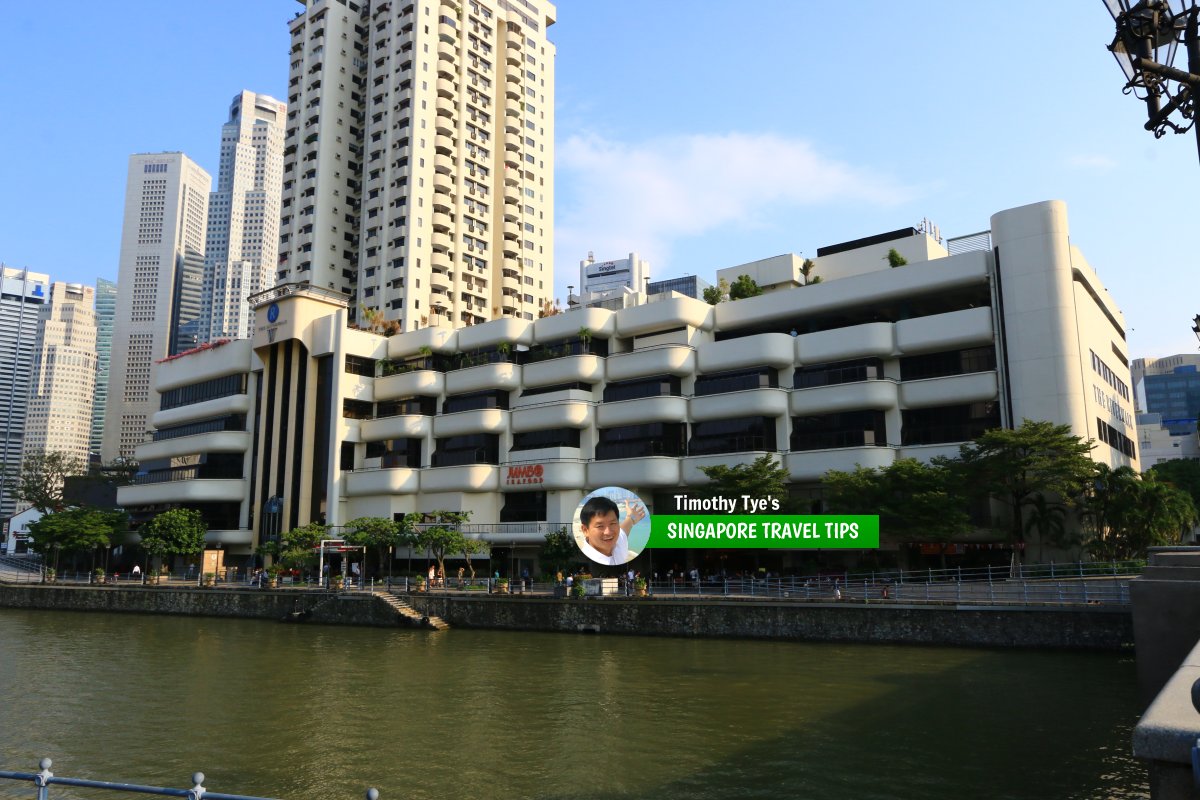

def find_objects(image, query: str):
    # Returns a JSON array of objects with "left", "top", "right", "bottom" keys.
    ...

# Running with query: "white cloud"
[
  {"left": 1066, "top": 153, "right": 1117, "bottom": 170},
  {"left": 554, "top": 132, "right": 916, "bottom": 274}
]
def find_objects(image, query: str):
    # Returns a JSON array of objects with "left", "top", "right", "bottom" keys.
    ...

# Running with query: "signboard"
[{"left": 506, "top": 464, "right": 544, "bottom": 485}]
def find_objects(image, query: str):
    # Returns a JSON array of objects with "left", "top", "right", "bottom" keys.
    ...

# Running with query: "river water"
[{"left": 0, "top": 609, "right": 1146, "bottom": 800}]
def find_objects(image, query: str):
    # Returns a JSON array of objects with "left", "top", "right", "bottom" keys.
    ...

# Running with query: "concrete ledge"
[
  {"left": 404, "top": 594, "right": 1133, "bottom": 650},
  {"left": 1133, "top": 637, "right": 1200, "bottom": 799}
]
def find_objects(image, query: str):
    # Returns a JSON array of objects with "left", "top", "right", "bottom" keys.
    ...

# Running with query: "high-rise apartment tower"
[
  {"left": 23, "top": 282, "right": 98, "bottom": 470},
  {"left": 0, "top": 266, "right": 49, "bottom": 519},
  {"left": 276, "top": 0, "right": 556, "bottom": 330},
  {"left": 102, "top": 153, "right": 211, "bottom": 462},
  {"left": 202, "top": 91, "right": 287, "bottom": 342}
]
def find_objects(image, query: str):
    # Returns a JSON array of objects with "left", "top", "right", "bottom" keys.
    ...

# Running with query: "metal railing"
[{"left": 0, "top": 758, "right": 376, "bottom": 800}]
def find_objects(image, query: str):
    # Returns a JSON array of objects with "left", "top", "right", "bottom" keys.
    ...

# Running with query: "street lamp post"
[
  {"left": 1192, "top": 313, "right": 1200, "bottom": 345},
  {"left": 1104, "top": 0, "right": 1200, "bottom": 162}
]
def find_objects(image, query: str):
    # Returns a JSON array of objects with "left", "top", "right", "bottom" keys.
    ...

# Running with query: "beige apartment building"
[
  {"left": 276, "top": 0, "right": 556, "bottom": 330},
  {"left": 22, "top": 282, "right": 98, "bottom": 467}
]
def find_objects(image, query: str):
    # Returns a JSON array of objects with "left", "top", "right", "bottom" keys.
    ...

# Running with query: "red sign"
[{"left": 506, "top": 464, "right": 544, "bottom": 485}]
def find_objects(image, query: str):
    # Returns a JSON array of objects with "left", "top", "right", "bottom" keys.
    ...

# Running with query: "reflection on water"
[{"left": 0, "top": 609, "right": 1146, "bottom": 800}]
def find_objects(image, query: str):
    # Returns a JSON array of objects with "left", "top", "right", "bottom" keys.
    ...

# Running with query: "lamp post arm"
[{"left": 1131, "top": 55, "right": 1200, "bottom": 86}]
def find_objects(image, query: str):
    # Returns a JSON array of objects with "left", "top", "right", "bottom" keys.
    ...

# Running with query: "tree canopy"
[
  {"left": 343, "top": 515, "right": 417, "bottom": 576},
  {"left": 823, "top": 458, "right": 970, "bottom": 546},
  {"left": 139, "top": 508, "right": 207, "bottom": 568},
  {"left": 414, "top": 510, "right": 471, "bottom": 580},
  {"left": 259, "top": 521, "right": 328, "bottom": 571},
  {"left": 540, "top": 526, "right": 583, "bottom": 576},
  {"left": 727, "top": 274, "right": 762, "bottom": 300},
  {"left": 28, "top": 508, "right": 127, "bottom": 571},
  {"left": 698, "top": 454, "right": 791, "bottom": 511},
  {"left": 950, "top": 419, "right": 1096, "bottom": 547},
  {"left": 1081, "top": 465, "right": 1197, "bottom": 560},
  {"left": 6, "top": 451, "right": 87, "bottom": 513},
  {"left": 702, "top": 277, "right": 730, "bottom": 305}
]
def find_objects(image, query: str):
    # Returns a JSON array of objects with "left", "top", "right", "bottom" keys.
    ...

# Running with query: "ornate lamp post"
[
  {"left": 1104, "top": 0, "right": 1200, "bottom": 161},
  {"left": 1192, "top": 313, "right": 1200, "bottom": 345}
]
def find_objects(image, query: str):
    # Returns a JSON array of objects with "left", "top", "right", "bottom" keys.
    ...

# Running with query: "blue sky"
[{"left": 2, "top": 1, "right": 1197, "bottom": 360}]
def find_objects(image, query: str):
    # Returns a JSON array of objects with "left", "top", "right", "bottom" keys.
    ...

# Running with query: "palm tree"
[{"left": 1023, "top": 494, "right": 1069, "bottom": 562}]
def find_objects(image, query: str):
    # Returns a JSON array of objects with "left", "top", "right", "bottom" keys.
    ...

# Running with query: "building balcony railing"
[{"left": 132, "top": 466, "right": 243, "bottom": 485}]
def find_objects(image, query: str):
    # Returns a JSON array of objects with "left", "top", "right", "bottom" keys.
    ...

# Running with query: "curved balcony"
[
  {"left": 432, "top": 408, "right": 509, "bottom": 437},
  {"left": 506, "top": 30, "right": 523, "bottom": 50},
  {"left": 790, "top": 380, "right": 899, "bottom": 415},
  {"left": 596, "top": 396, "right": 688, "bottom": 428},
  {"left": 375, "top": 370, "right": 445, "bottom": 401},
  {"left": 503, "top": 190, "right": 520, "bottom": 206},
  {"left": 616, "top": 296, "right": 713, "bottom": 337},
  {"left": 503, "top": 221, "right": 520, "bottom": 240},
  {"left": 683, "top": 452, "right": 782, "bottom": 486},
  {"left": 785, "top": 447, "right": 896, "bottom": 482},
  {"left": 587, "top": 457, "right": 681, "bottom": 489},
  {"left": 386, "top": 325, "right": 457, "bottom": 359},
  {"left": 431, "top": 251, "right": 453, "bottom": 274},
  {"left": 421, "top": 465, "right": 500, "bottom": 493},
  {"left": 431, "top": 231, "right": 453, "bottom": 252},
  {"left": 899, "top": 371, "right": 998, "bottom": 409},
  {"left": 435, "top": 134, "right": 455, "bottom": 153},
  {"left": 506, "top": 69, "right": 521, "bottom": 82},
  {"left": 691, "top": 388, "right": 789, "bottom": 422},
  {"left": 505, "top": 99, "right": 522, "bottom": 118},
  {"left": 434, "top": 154, "right": 455, "bottom": 175},
  {"left": 505, "top": 133, "right": 522, "bottom": 151},
  {"left": 206, "top": 529, "right": 253, "bottom": 547},
  {"left": 433, "top": 174, "right": 455, "bottom": 195},
  {"left": 895, "top": 307, "right": 994, "bottom": 355},
  {"left": 360, "top": 415, "right": 431, "bottom": 441},
  {"left": 510, "top": 400, "right": 594, "bottom": 432},
  {"left": 503, "top": 170, "right": 520, "bottom": 186},
  {"left": 445, "top": 362, "right": 521, "bottom": 394},
  {"left": 897, "top": 443, "right": 965, "bottom": 462},
  {"left": 501, "top": 459, "right": 586, "bottom": 491},
  {"left": 437, "top": 40, "right": 457, "bottom": 61},
  {"left": 534, "top": 307, "right": 616, "bottom": 342},
  {"left": 796, "top": 322, "right": 895, "bottom": 364},
  {"left": 457, "top": 317, "right": 534, "bottom": 350},
  {"left": 344, "top": 467, "right": 420, "bottom": 497},
  {"left": 155, "top": 340, "right": 254, "bottom": 393},
  {"left": 436, "top": 77, "right": 456, "bottom": 97},
  {"left": 502, "top": 273, "right": 521, "bottom": 292},
  {"left": 118, "top": 479, "right": 247, "bottom": 507},
  {"left": 605, "top": 345, "right": 695, "bottom": 382},
  {"left": 151, "top": 394, "right": 250, "bottom": 430},
  {"left": 696, "top": 333, "right": 795, "bottom": 373},
  {"left": 522, "top": 354, "right": 605, "bottom": 388},
  {"left": 135, "top": 431, "right": 250, "bottom": 463}
]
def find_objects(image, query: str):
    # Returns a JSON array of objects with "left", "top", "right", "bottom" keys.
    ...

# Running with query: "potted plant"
[
  {"left": 93, "top": 568, "right": 106, "bottom": 585},
  {"left": 495, "top": 576, "right": 510, "bottom": 594},
  {"left": 267, "top": 565, "right": 283, "bottom": 589},
  {"left": 578, "top": 327, "right": 592, "bottom": 353},
  {"left": 634, "top": 576, "right": 648, "bottom": 597},
  {"left": 414, "top": 574, "right": 427, "bottom": 593},
  {"left": 44, "top": 567, "right": 57, "bottom": 584},
  {"left": 203, "top": 571, "right": 216, "bottom": 588},
  {"left": 570, "top": 580, "right": 587, "bottom": 599},
  {"left": 331, "top": 574, "right": 345, "bottom": 591},
  {"left": 496, "top": 341, "right": 512, "bottom": 361}
]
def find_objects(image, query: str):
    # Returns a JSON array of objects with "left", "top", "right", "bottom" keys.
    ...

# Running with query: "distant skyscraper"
[
  {"left": 276, "top": 0, "right": 557, "bottom": 329},
  {"left": 23, "top": 282, "right": 98, "bottom": 471},
  {"left": 103, "top": 153, "right": 211, "bottom": 462},
  {"left": 0, "top": 266, "right": 50, "bottom": 519},
  {"left": 90, "top": 277, "right": 117, "bottom": 457},
  {"left": 202, "top": 91, "right": 286, "bottom": 341}
]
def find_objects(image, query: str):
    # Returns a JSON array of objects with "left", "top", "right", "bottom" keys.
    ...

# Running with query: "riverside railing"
[{"left": 0, "top": 759, "right": 378, "bottom": 800}]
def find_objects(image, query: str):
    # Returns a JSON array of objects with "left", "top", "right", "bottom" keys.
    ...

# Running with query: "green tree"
[
  {"left": 699, "top": 454, "right": 791, "bottom": 510},
  {"left": 28, "top": 508, "right": 125, "bottom": 572},
  {"left": 259, "top": 521, "right": 328, "bottom": 573},
  {"left": 1081, "top": 466, "right": 1197, "bottom": 560},
  {"left": 138, "top": 508, "right": 207, "bottom": 572},
  {"left": 702, "top": 277, "right": 730, "bottom": 305},
  {"left": 5, "top": 451, "right": 87, "bottom": 513},
  {"left": 415, "top": 510, "right": 471, "bottom": 581},
  {"left": 885, "top": 248, "right": 908, "bottom": 267},
  {"left": 824, "top": 458, "right": 970, "bottom": 564},
  {"left": 1023, "top": 494, "right": 1073, "bottom": 561},
  {"left": 800, "top": 258, "right": 822, "bottom": 285},
  {"left": 540, "top": 526, "right": 582, "bottom": 576},
  {"left": 952, "top": 419, "right": 1096, "bottom": 554},
  {"left": 343, "top": 516, "right": 416, "bottom": 578},
  {"left": 1149, "top": 458, "right": 1200, "bottom": 510},
  {"left": 460, "top": 536, "right": 490, "bottom": 580},
  {"left": 727, "top": 274, "right": 762, "bottom": 300}
]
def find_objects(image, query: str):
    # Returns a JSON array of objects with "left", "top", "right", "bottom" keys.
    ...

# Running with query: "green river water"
[{"left": 0, "top": 609, "right": 1146, "bottom": 800}]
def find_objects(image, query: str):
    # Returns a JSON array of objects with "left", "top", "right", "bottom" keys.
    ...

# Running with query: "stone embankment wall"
[
  {"left": 0, "top": 585, "right": 1133, "bottom": 649},
  {"left": 409, "top": 594, "right": 1131, "bottom": 649},
  {"left": 0, "top": 585, "right": 409, "bottom": 627}
]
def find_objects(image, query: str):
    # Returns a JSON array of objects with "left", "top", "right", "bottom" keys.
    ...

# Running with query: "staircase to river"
[{"left": 377, "top": 591, "right": 449, "bottom": 630}]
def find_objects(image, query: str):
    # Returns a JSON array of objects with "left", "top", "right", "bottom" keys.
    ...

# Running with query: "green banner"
[{"left": 647, "top": 515, "right": 879, "bottom": 549}]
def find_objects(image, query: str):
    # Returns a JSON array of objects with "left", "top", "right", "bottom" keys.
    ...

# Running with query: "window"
[
  {"left": 689, "top": 417, "right": 776, "bottom": 456},
  {"left": 596, "top": 422, "right": 686, "bottom": 460},
  {"left": 510, "top": 428, "right": 580, "bottom": 451}
]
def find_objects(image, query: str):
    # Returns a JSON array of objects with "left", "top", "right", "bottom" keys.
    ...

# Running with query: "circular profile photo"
[{"left": 573, "top": 486, "right": 651, "bottom": 566}]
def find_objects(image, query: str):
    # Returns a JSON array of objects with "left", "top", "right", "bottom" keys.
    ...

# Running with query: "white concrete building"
[
  {"left": 2, "top": 507, "right": 42, "bottom": 555},
  {"left": 102, "top": 153, "right": 211, "bottom": 462},
  {"left": 22, "top": 282, "right": 98, "bottom": 469},
  {"left": 576, "top": 253, "right": 650, "bottom": 306},
  {"left": 0, "top": 266, "right": 50, "bottom": 519},
  {"left": 117, "top": 200, "right": 1137, "bottom": 568},
  {"left": 276, "top": 0, "right": 556, "bottom": 330},
  {"left": 202, "top": 91, "right": 287, "bottom": 342}
]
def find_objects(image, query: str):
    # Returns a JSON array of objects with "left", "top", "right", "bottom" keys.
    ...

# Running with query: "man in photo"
[{"left": 577, "top": 495, "right": 646, "bottom": 565}]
